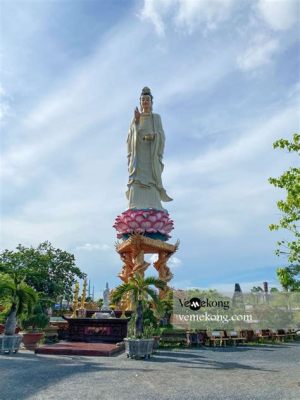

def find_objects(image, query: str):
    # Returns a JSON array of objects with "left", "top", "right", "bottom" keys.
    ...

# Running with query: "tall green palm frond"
[
  {"left": 0, "top": 274, "right": 38, "bottom": 315},
  {"left": 144, "top": 287, "right": 159, "bottom": 303},
  {"left": 0, "top": 276, "right": 16, "bottom": 298},
  {"left": 111, "top": 282, "right": 135, "bottom": 303},
  {"left": 111, "top": 273, "right": 168, "bottom": 336},
  {"left": 141, "top": 276, "right": 166, "bottom": 290},
  {"left": 0, "top": 274, "right": 38, "bottom": 334},
  {"left": 111, "top": 273, "right": 167, "bottom": 308},
  {"left": 16, "top": 284, "right": 38, "bottom": 316}
]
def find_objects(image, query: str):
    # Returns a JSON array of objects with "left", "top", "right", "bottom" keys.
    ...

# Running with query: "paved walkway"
[{"left": 1, "top": 342, "right": 300, "bottom": 400}]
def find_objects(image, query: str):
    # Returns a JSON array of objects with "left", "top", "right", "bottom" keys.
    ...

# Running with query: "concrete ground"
[{"left": 1, "top": 342, "right": 300, "bottom": 400}]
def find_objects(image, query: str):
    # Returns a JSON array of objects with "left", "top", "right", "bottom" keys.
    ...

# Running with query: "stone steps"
[{"left": 35, "top": 341, "right": 124, "bottom": 357}]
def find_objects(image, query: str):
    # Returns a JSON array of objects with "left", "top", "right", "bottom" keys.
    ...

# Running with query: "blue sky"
[{"left": 1, "top": 0, "right": 299, "bottom": 297}]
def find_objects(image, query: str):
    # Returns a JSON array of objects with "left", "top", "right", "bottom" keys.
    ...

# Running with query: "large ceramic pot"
[
  {"left": 124, "top": 338, "right": 154, "bottom": 359},
  {"left": 22, "top": 332, "right": 44, "bottom": 351},
  {"left": 0, "top": 334, "right": 22, "bottom": 354}
]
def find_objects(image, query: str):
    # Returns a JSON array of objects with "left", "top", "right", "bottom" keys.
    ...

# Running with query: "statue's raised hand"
[{"left": 134, "top": 107, "right": 141, "bottom": 123}]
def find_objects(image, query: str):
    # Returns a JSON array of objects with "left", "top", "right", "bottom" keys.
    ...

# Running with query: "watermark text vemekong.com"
[
  {"left": 174, "top": 312, "right": 253, "bottom": 324},
  {"left": 173, "top": 289, "right": 300, "bottom": 330},
  {"left": 179, "top": 297, "right": 230, "bottom": 311}
]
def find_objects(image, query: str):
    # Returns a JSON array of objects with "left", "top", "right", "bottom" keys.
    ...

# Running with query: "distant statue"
[
  {"left": 232, "top": 283, "right": 245, "bottom": 309},
  {"left": 126, "top": 87, "right": 173, "bottom": 210},
  {"left": 102, "top": 282, "right": 110, "bottom": 311}
]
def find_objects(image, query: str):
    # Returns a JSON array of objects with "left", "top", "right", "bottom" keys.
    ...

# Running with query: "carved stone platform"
[
  {"left": 115, "top": 234, "right": 179, "bottom": 303},
  {"left": 63, "top": 317, "right": 128, "bottom": 343}
]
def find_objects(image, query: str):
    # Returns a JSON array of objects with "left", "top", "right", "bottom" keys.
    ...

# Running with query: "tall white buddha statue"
[{"left": 126, "top": 87, "right": 172, "bottom": 211}]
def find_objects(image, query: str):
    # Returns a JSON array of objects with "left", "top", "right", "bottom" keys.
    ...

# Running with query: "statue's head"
[{"left": 140, "top": 86, "right": 153, "bottom": 112}]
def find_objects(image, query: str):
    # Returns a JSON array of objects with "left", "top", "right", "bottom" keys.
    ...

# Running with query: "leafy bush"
[{"left": 21, "top": 304, "right": 49, "bottom": 332}]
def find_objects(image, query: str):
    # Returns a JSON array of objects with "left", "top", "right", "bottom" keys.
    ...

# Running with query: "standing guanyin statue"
[{"left": 114, "top": 87, "right": 174, "bottom": 241}]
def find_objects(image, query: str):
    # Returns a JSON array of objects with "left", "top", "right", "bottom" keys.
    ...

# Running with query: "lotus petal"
[
  {"left": 141, "top": 221, "right": 151, "bottom": 229},
  {"left": 153, "top": 221, "right": 163, "bottom": 229},
  {"left": 117, "top": 223, "right": 128, "bottom": 231},
  {"left": 128, "top": 221, "right": 138, "bottom": 229},
  {"left": 164, "top": 224, "right": 173, "bottom": 232}
]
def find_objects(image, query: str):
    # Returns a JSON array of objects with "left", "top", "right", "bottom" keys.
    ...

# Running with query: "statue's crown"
[{"left": 141, "top": 86, "right": 153, "bottom": 100}]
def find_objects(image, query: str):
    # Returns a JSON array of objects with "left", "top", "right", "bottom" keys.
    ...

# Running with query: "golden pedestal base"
[{"left": 115, "top": 234, "right": 179, "bottom": 308}]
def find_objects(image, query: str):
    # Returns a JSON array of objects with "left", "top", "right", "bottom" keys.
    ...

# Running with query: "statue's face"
[{"left": 140, "top": 95, "right": 152, "bottom": 113}]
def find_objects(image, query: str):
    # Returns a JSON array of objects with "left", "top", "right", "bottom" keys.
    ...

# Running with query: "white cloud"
[
  {"left": 169, "top": 256, "right": 182, "bottom": 268},
  {"left": 165, "top": 103, "right": 299, "bottom": 240},
  {"left": 75, "top": 243, "right": 111, "bottom": 252},
  {"left": 139, "top": 0, "right": 173, "bottom": 36},
  {"left": 287, "top": 81, "right": 300, "bottom": 99},
  {"left": 175, "top": 0, "right": 234, "bottom": 33},
  {"left": 0, "top": 84, "right": 11, "bottom": 122},
  {"left": 256, "top": 0, "right": 299, "bottom": 31},
  {"left": 148, "top": 254, "right": 181, "bottom": 268},
  {"left": 1, "top": 18, "right": 235, "bottom": 193},
  {"left": 149, "top": 254, "right": 158, "bottom": 263},
  {"left": 237, "top": 34, "right": 279, "bottom": 71},
  {"left": 0, "top": 24, "right": 147, "bottom": 187},
  {"left": 139, "top": 0, "right": 235, "bottom": 35},
  {"left": 167, "top": 104, "right": 298, "bottom": 182}
]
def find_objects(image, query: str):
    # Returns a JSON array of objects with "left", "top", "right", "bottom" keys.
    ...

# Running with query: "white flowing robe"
[{"left": 126, "top": 112, "right": 172, "bottom": 210}]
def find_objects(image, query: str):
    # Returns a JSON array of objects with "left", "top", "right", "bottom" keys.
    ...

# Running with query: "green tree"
[
  {"left": 269, "top": 133, "right": 300, "bottom": 291},
  {"left": 0, "top": 241, "right": 86, "bottom": 305},
  {"left": 111, "top": 274, "right": 166, "bottom": 337},
  {"left": 251, "top": 286, "right": 263, "bottom": 293},
  {"left": 276, "top": 266, "right": 300, "bottom": 291},
  {"left": 0, "top": 274, "right": 38, "bottom": 335}
]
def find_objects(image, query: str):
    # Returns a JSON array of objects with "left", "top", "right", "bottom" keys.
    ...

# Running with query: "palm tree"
[
  {"left": 0, "top": 274, "right": 38, "bottom": 335},
  {"left": 111, "top": 274, "right": 166, "bottom": 337},
  {"left": 154, "top": 288, "right": 174, "bottom": 326}
]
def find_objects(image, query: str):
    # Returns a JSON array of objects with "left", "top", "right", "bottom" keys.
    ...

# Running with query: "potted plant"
[
  {"left": 142, "top": 303, "right": 162, "bottom": 352},
  {"left": 124, "top": 321, "right": 156, "bottom": 359},
  {"left": 21, "top": 303, "right": 49, "bottom": 350},
  {"left": 111, "top": 273, "right": 166, "bottom": 359},
  {"left": 0, "top": 274, "right": 38, "bottom": 354}
]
